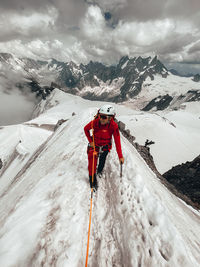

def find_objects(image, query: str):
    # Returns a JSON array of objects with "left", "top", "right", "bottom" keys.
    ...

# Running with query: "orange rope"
[
  {"left": 85, "top": 120, "right": 96, "bottom": 267},
  {"left": 85, "top": 191, "right": 93, "bottom": 267}
]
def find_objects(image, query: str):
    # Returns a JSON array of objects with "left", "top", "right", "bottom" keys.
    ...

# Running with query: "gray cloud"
[
  {"left": 164, "top": 0, "right": 200, "bottom": 19},
  {"left": 188, "top": 41, "right": 200, "bottom": 54},
  {"left": 0, "top": 63, "right": 37, "bottom": 125},
  {"left": 87, "top": 0, "right": 200, "bottom": 23},
  {"left": 0, "top": 0, "right": 200, "bottom": 73}
]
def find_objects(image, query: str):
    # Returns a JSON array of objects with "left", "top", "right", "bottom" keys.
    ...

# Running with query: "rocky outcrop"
[
  {"left": 16, "top": 80, "right": 55, "bottom": 100},
  {"left": 0, "top": 158, "right": 2, "bottom": 169},
  {"left": 0, "top": 53, "right": 13, "bottom": 62},
  {"left": 143, "top": 94, "right": 173, "bottom": 111},
  {"left": 163, "top": 155, "right": 200, "bottom": 206},
  {"left": 192, "top": 74, "right": 200, "bottom": 82},
  {"left": 142, "top": 90, "right": 200, "bottom": 111},
  {"left": 27, "top": 80, "right": 55, "bottom": 100},
  {"left": 187, "top": 90, "right": 200, "bottom": 102}
]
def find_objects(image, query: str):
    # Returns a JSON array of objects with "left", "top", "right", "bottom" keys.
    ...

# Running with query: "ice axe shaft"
[{"left": 120, "top": 162, "right": 123, "bottom": 177}]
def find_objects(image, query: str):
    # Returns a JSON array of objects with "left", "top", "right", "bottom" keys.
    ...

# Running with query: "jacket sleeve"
[
  {"left": 113, "top": 124, "right": 123, "bottom": 159},
  {"left": 84, "top": 121, "right": 93, "bottom": 143}
]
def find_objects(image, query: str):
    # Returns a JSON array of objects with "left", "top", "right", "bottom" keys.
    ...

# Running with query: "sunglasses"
[{"left": 99, "top": 114, "right": 112, "bottom": 119}]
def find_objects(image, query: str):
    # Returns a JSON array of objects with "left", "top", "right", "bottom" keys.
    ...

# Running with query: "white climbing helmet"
[{"left": 99, "top": 105, "right": 116, "bottom": 116}]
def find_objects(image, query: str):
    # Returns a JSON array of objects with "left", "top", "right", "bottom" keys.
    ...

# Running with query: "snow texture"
[{"left": 0, "top": 90, "right": 200, "bottom": 267}]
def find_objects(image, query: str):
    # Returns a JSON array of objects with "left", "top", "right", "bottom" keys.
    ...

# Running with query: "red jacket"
[{"left": 84, "top": 118, "right": 123, "bottom": 159}]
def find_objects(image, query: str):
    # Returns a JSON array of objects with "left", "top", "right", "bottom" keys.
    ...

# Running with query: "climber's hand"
[{"left": 119, "top": 157, "right": 124, "bottom": 164}]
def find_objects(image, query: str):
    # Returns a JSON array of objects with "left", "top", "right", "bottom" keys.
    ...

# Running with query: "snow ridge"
[{"left": 0, "top": 102, "right": 200, "bottom": 266}]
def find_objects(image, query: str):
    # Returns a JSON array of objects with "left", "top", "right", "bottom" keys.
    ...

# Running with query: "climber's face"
[{"left": 99, "top": 114, "right": 112, "bottom": 125}]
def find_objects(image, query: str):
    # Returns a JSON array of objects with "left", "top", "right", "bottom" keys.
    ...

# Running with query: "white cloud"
[
  {"left": 0, "top": 39, "right": 65, "bottom": 60},
  {"left": 0, "top": 7, "right": 58, "bottom": 40},
  {"left": 0, "top": 1, "right": 200, "bottom": 71},
  {"left": 112, "top": 19, "right": 175, "bottom": 47},
  {"left": 78, "top": 13, "right": 200, "bottom": 65},
  {"left": 12, "top": 11, "right": 56, "bottom": 32},
  {"left": 82, "top": 5, "right": 106, "bottom": 40}
]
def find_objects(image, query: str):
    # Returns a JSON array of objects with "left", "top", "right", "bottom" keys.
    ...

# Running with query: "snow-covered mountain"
[
  {"left": 1, "top": 53, "right": 168, "bottom": 102},
  {"left": 1, "top": 52, "right": 200, "bottom": 111},
  {"left": 0, "top": 90, "right": 200, "bottom": 266},
  {"left": 0, "top": 53, "right": 57, "bottom": 99},
  {"left": 0, "top": 52, "right": 199, "bottom": 172},
  {"left": 119, "top": 102, "right": 200, "bottom": 174}
]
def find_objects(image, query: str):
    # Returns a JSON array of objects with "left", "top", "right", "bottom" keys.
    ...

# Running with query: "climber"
[{"left": 84, "top": 105, "right": 124, "bottom": 190}]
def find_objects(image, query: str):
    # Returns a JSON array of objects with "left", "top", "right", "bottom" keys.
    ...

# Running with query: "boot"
[
  {"left": 89, "top": 174, "right": 98, "bottom": 191},
  {"left": 97, "top": 150, "right": 108, "bottom": 177},
  {"left": 97, "top": 170, "right": 103, "bottom": 178}
]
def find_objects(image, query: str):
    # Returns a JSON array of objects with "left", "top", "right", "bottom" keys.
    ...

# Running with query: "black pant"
[
  {"left": 89, "top": 150, "right": 108, "bottom": 189},
  {"left": 97, "top": 150, "right": 109, "bottom": 173}
]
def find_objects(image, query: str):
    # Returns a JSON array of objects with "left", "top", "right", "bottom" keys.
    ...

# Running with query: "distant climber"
[{"left": 84, "top": 105, "right": 124, "bottom": 190}]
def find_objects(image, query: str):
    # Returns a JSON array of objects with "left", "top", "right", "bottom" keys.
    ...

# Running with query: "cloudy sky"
[{"left": 0, "top": 0, "right": 200, "bottom": 73}]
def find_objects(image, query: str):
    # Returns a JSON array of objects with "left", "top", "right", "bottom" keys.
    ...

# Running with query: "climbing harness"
[{"left": 85, "top": 119, "right": 97, "bottom": 267}]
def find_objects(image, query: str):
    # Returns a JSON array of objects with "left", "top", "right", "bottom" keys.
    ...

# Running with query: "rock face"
[
  {"left": 0, "top": 53, "right": 13, "bottom": 62},
  {"left": 1, "top": 52, "right": 200, "bottom": 110},
  {"left": 142, "top": 90, "right": 200, "bottom": 111},
  {"left": 27, "top": 81, "right": 55, "bottom": 100},
  {"left": 60, "top": 55, "right": 169, "bottom": 102},
  {"left": 0, "top": 53, "right": 169, "bottom": 103},
  {"left": 163, "top": 155, "right": 200, "bottom": 205},
  {"left": 16, "top": 80, "right": 55, "bottom": 100},
  {"left": 143, "top": 94, "right": 173, "bottom": 111},
  {"left": 192, "top": 74, "right": 200, "bottom": 82}
]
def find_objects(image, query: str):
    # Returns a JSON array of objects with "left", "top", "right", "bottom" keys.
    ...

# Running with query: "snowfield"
[
  {"left": 120, "top": 106, "right": 200, "bottom": 173},
  {"left": 142, "top": 73, "right": 200, "bottom": 99},
  {"left": 125, "top": 73, "right": 200, "bottom": 110},
  {"left": 0, "top": 90, "right": 200, "bottom": 267}
]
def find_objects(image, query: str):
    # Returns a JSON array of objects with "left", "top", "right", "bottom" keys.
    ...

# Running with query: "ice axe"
[{"left": 120, "top": 162, "right": 123, "bottom": 177}]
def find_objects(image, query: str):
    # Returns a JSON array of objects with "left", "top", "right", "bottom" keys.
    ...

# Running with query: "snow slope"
[
  {"left": 142, "top": 73, "right": 200, "bottom": 98},
  {"left": 0, "top": 90, "right": 200, "bottom": 267},
  {"left": 126, "top": 73, "right": 200, "bottom": 110},
  {"left": 0, "top": 123, "right": 53, "bottom": 195},
  {"left": 2, "top": 87, "right": 198, "bottom": 173},
  {"left": 120, "top": 106, "right": 200, "bottom": 173}
]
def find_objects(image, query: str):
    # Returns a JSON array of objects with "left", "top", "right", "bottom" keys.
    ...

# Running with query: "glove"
[{"left": 119, "top": 157, "right": 124, "bottom": 164}]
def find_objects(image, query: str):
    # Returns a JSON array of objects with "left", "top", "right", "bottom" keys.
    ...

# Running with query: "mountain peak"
[
  {"left": 0, "top": 52, "right": 14, "bottom": 63},
  {"left": 0, "top": 53, "right": 171, "bottom": 103}
]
